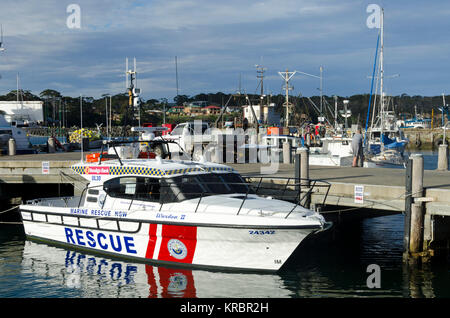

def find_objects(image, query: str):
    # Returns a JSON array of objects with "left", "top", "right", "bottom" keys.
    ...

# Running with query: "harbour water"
[
  {"left": 1, "top": 215, "right": 449, "bottom": 299},
  {"left": 0, "top": 151, "right": 448, "bottom": 299}
]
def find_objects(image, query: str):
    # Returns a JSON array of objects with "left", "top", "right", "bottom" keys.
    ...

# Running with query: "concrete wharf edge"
[{"left": 0, "top": 152, "right": 450, "bottom": 216}]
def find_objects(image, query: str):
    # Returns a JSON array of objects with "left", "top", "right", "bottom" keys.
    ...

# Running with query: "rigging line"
[{"left": 364, "top": 31, "right": 381, "bottom": 147}]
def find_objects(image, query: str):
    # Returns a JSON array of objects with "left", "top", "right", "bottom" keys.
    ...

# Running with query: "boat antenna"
[
  {"left": 80, "top": 95, "right": 83, "bottom": 162},
  {"left": 124, "top": 57, "right": 140, "bottom": 137}
]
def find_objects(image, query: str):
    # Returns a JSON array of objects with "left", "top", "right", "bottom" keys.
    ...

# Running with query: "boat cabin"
[{"left": 72, "top": 159, "right": 251, "bottom": 209}]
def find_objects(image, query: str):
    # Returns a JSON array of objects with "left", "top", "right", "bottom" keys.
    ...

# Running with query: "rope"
[
  {"left": 0, "top": 205, "right": 22, "bottom": 225},
  {"left": 0, "top": 205, "right": 19, "bottom": 214}
]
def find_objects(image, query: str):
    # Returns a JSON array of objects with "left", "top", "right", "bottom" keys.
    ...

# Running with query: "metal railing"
[
  {"left": 242, "top": 176, "right": 331, "bottom": 218},
  {"left": 73, "top": 175, "right": 331, "bottom": 218}
]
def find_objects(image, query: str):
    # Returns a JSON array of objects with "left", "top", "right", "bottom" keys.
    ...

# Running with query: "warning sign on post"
[
  {"left": 42, "top": 161, "right": 50, "bottom": 174},
  {"left": 354, "top": 185, "right": 364, "bottom": 204}
]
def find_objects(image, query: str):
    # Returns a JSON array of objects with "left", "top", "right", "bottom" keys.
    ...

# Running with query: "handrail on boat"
[
  {"left": 241, "top": 175, "right": 331, "bottom": 217},
  {"left": 75, "top": 175, "right": 331, "bottom": 216}
]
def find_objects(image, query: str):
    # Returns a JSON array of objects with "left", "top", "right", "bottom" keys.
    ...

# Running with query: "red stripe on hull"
[
  {"left": 145, "top": 223, "right": 158, "bottom": 259},
  {"left": 158, "top": 224, "right": 197, "bottom": 264}
]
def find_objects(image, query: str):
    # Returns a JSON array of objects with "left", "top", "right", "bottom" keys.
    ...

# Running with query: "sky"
[{"left": 0, "top": 0, "right": 450, "bottom": 102}]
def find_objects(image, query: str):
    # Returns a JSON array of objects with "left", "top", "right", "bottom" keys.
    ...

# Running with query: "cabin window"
[
  {"left": 220, "top": 173, "right": 251, "bottom": 194},
  {"left": 135, "top": 177, "right": 160, "bottom": 202},
  {"left": 160, "top": 173, "right": 252, "bottom": 203},
  {"left": 103, "top": 176, "right": 160, "bottom": 202},
  {"left": 171, "top": 124, "right": 186, "bottom": 136}
]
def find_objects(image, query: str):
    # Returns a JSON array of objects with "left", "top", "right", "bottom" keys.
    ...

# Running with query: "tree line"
[{"left": 1, "top": 88, "right": 446, "bottom": 128}]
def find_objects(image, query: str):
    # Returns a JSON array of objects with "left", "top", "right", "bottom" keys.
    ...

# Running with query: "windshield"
[
  {"left": 171, "top": 124, "right": 186, "bottom": 135},
  {"left": 160, "top": 173, "right": 252, "bottom": 203}
]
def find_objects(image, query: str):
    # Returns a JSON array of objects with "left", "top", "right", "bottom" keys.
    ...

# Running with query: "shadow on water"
[{"left": 280, "top": 213, "right": 450, "bottom": 298}]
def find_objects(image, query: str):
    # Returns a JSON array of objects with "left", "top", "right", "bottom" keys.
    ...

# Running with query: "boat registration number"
[{"left": 248, "top": 230, "right": 275, "bottom": 235}]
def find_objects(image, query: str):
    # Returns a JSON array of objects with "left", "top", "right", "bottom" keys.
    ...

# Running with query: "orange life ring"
[{"left": 86, "top": 152, "right": 109, "bottom": 162}]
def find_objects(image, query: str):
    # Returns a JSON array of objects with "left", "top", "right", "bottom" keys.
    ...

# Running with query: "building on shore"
[
  {"left": 203, "top": 105, "right": 221, "bottom": 115},
  {"left": 168, "top": 101, "right": 241, "bottom": 117},
  {"left": 0, "top": 101, "right": 44, "bottom": 126},
  {"left": 243, "top": 103, "right": 280, "bottom": 126}
]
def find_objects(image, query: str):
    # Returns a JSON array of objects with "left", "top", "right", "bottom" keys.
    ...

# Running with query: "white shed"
[{"left": 0, "top": 101, "right": 44, "bottom": 125}]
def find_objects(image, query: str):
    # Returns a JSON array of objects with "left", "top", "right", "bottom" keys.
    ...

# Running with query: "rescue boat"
[{"left": 19, "top": 140, "right": 331, "bottom": 272}]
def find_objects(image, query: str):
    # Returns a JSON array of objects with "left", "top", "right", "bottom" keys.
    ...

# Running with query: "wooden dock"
[
  {"left": 230, "top": 162, "right": 450, "bottom": 215},
  {"left": 0, "top": 150, "right": 449, "bottom": 263}
]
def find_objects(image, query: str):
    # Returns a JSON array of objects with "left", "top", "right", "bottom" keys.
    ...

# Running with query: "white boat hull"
[
  {"left": 309, "top": 154, "right": 353, "bottom": 166},
  {"left": 20, "top": 206, "right": 322, "bottom": 271},
  {"left": 363, "top": 161, "right": 404, "bottom": 169}
]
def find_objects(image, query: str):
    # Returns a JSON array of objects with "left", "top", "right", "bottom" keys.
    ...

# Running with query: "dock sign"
[
  {"left": 354, "top": 185, "right": 364, "bottom": 204},
  {"left": 42, "top": 161, "right": 50, "bottom": 174}
]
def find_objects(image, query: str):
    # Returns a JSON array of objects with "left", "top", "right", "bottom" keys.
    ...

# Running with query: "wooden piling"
[
  {"left": 283, "top": 141, "right": 291, "bottom": 164},
  {"left": 294, "top": 153, "right": 300, "bottom": 193},
  {"left": 299, "top": 147, "right": 309, "bottom": 182},
  {"left": 437, "top": 144, "right": 448, "bottom": 171},
  {"left": 411, "top": 154, "right": 424, "bottom": 199},
  {"left": 8, "top": 138, "right": 16, "bottom": 156},
  {"left": 298, "top": 147, "right": 310, "bottom": 209},
  {"left": 403, "top": 158, "right": 413, "bottom": 254},
  {"left": 409, "top": 202, "right": 424, "bottom": 253},
  {"left": 405, "top": 154, "right": 425, "bottom": 261}
]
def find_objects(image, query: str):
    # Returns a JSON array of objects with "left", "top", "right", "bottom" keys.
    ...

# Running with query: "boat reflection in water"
[{"left": 21, "top": 240, "right": 292, "bottom": 298}]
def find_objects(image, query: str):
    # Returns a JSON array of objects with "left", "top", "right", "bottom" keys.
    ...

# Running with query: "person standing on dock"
[{"left": 352, "top": 126, "right": 364, "bottom": 167}]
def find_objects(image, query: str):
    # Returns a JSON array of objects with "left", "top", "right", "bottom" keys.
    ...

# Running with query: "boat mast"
[
  {"left": 379, "top": 8, "right": 385, "bottom": 151},
  {"left": 334, "top": 95, "right": 338, "bottom": 132},
  {"left": 320, "top": 66, "right": 323, "bottom": 117},
  {"left": 278, "top": 69, "right": 296, "bottom": 127},
  {"left": 256, "top": 64, "right": 265, "bottom": 124}
]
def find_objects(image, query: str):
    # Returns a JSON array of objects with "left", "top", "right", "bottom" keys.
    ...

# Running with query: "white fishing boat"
[
  {"left": 308, "top": 136, "right": 354, "bottom": 166},
  {"left": 19, "top": 140, "right": 331, "bottom": 272},
  {"left": 0, "top": 114, "right": 35, "bottom": 154},
  {"left": 363, "top": 149, "right": 406, "bottom": 168},
  {"left": 398, "top": 106, "right": 431, "bottom": 129}
]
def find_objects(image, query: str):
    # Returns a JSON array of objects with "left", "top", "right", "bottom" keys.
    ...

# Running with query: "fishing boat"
[
  {"left": 398, "top": 106, "right": 432, "bottom": 129},
  {"left": 19, "top": 139, "right": 331, "bottom": 272},
  {"left": 0, "top": 114, "right": 35, "bottom": 154},
  {"left": 308, "top": 135, "right": 354, "bottom": 166},
  {"left": 301, "top": 97, "right": 355, "bottom": 167},
  {"left": 363, "top": 149, "right": 406, "bottom": 168},
  {"left": 363, "top": 8, "right": 408, "bottom": 168}
]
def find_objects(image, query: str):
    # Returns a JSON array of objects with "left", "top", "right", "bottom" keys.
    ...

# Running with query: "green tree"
[{"left": 174, "top": 94, "right": 190, "bottom": 106}]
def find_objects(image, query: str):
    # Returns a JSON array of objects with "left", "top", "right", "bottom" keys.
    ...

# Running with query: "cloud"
[{"left": 1, "top": 0, "right": 450, "bottom": 100}]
